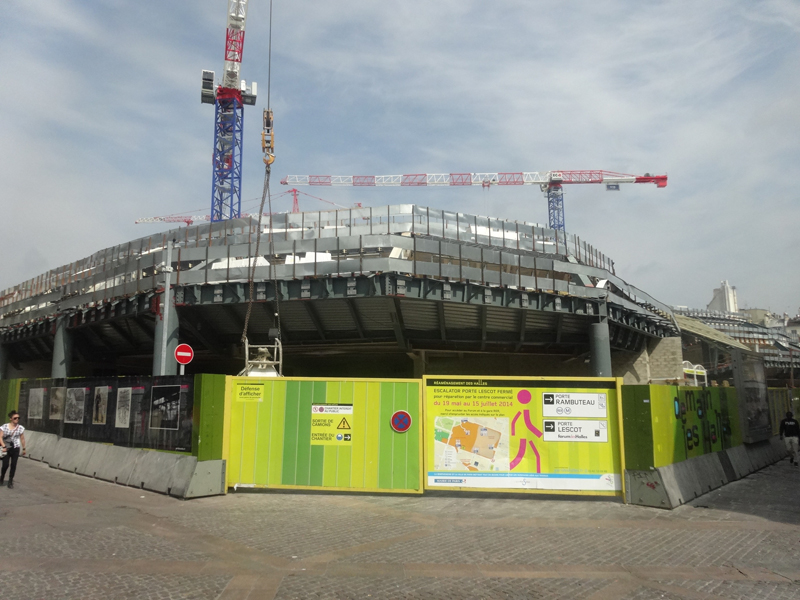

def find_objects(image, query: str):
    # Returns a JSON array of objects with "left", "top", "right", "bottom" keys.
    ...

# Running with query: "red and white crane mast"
[{"left": 281, "top": 170, "right": 667, "bottom": 231}]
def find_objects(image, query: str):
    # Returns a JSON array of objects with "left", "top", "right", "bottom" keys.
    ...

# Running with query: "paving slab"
[{"left": 0, "top": 456, "right": 798, "bottom": 600}]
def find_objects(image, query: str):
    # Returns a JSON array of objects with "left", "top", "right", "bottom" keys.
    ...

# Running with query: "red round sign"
[
  {"left": 174, "top": 343, "right": 194, "bottom": 365},
  {"left": 391, "top": 410, "right": 412, "bottom": 433}
]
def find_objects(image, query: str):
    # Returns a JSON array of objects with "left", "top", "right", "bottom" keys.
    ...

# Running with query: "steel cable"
[{"left": 241, "top": 0, "right": 278, "bottom": 346}]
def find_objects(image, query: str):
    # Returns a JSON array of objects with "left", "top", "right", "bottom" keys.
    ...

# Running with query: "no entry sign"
[
  {"left": 174, "top": 343, "right": 194, "bottom": 365},
  {"left": 391, "top": 410, "right": 412, "bottom": 433}
]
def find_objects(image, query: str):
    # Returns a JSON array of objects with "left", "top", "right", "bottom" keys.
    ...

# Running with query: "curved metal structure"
[{"left": 0, "top": 205, "right": 678, "bottom": 376}]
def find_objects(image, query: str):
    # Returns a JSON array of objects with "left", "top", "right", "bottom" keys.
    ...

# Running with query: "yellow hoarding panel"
[{"left": 424, "top": 376, "right": 622, "bottom": 495}]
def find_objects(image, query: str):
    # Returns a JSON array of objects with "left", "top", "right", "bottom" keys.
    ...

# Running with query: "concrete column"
[
  {"left": 52, "top": 316, "right": 73, "bottom": 378},
  {"left": 0, "top": 344, "right": 8, "bottom": 381},
  {"left": 152, "top": 287, "right": 179, "bottom": 376},
  {"left": 589, "top": 321, "right": 613, "bottom": 378},
  {"left": 410, "top": 350, "right": 427, "bottom": 379}
]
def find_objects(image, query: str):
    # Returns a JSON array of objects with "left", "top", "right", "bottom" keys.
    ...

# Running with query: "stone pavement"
[{"left": 0, "top": 458, "right": 798, "bottom": 599}]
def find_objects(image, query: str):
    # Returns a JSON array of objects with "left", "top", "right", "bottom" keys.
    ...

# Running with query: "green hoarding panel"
[
  {"left": 194, "top": 374, "right": 227, "bottom": 460},
  {"left": 621, "top": 385, "right": 655, "bottom": 471},
  {"left": 621, "top": 384, "right": 744, "bottom": 470},
  {"left": 227, "top": 377, "right": 422, "bottom": 493}
]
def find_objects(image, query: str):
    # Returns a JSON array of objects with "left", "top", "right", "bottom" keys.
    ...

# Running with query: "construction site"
[
  {"left": 3, "top": 3, "right": 800, "bottom": 599},
  {"left": 0, "top": 0, "right": 679, "bottom": 386},
  {"left": 0, "top": 0, "right": 800, "bottom": 508}
]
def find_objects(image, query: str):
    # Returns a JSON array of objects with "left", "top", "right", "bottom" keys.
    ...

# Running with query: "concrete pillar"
[
  {"left": 589, "top": 321, "right": 613, "bottom": 378},
  {"left": 152, "top": 287, "right": 179, "bottom": 376},
  {"left": 410, "top": 350, "right": 427, "bottom": 379},
  {"left": 51, "top": 316, "right": 73, "bottom": 378},
  {"left": 0, "top": 344, "right": 8, "bottom": 381}
]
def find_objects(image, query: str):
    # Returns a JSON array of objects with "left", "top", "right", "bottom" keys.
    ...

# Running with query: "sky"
[{"left": 0, "top": 0, "right": 798, "bottom": 314}]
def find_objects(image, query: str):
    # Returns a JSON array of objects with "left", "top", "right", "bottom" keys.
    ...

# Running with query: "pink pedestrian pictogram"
[{"left": 510, "top": 389, "right": 543, "bottom": 472}]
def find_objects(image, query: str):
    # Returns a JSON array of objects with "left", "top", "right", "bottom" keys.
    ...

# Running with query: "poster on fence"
[
  {"left": 116, "top": 387, "right": 132, "bottom": 428},
  {"left": 92, "top": 386, "right": 109, "bottom": 425},
  {"left": 65, "top": 388, "right": 86, "bottom": 424},
  {"left": 424, "top": 377, "right": 622, "bottom": 493},
  {"left": 49, "top": 387, "right": 65, "bottom": 420},
  {"left": 28, "top": 388, "right": 44, "bottom": 420},
  {"left": 150, "top": 385, "right": 181, "bottom": 430}
]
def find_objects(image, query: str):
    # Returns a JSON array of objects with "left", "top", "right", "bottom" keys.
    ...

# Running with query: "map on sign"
[{"left": 433, "top": 416, "right": 509, "bottom": 472}]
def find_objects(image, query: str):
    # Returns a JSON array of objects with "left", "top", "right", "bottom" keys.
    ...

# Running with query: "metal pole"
[{"left": 159, "top": 241, "right": 174, "bottom": 376}]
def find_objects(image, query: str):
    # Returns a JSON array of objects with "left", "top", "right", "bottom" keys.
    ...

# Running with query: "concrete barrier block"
[
  {"left": 64, "top": 439, "right": 97, "bottom": 475},
  {"left": 22, "top": 430, "right": 40, "bottom": 457},
  {"left": 745, "top": 441, "right": 771, "bottom": 471},
  {"left": 768, "top": 436, "right": 788, "bottom": 462},
  {"left": 22, "top": 435, "right": 221, "bottom": 500},
  {"left": 50, "top": 438, "right": 87, "bottom": 472},
  {"left": 167, "top": 456, "right": 198, "bottom": 498},
  {"left": 185, "top": 460, "right": 226, "bottom": 499},
  {"left": 716, "top": 450, "right": 738, "bottom": 482},
  {"left": 92, "top": 445, "right": 141, "bottom": 485},
  {"left": 656, "top": 461, "right": 703, "bottom": 508},
  {"left": 43, "top": 436, "right": 65, "bottom": 466},
  {"left": 625, "top": 470, "right": 670, "bottom": 508},
  {"left": 24, "top": 431, "right": 59, "bottom": 463},
  {"left": 744, "top": 443, "right": 762, "bottom": 471},
  {"left": 80, "top": 443, "right": 111, "bottom": 478},
  {"left": 128, "top": 451, "right": 184, "bottom": 494},
  {"left": 692, "top": 453, "right": 728, "bottom": 492},
  {"left": 758, "top": 443, "right": 771, "bottom": 468},
  {"left": 725, "top": 445, "right": 753, "bottom": 479}
]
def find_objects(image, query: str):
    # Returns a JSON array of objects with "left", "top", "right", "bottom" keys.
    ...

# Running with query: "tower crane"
[
  {"left": 201, "top": 0, "right": 258, "bottom": 222},
  {"left": 281, "top": 170, "right": 667, "bottom": 232},
  {"left": 133, "top": 189, "right": 357, "bottom": 226}
]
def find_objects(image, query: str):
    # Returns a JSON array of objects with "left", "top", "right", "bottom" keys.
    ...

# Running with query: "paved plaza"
[{"left": 0, "top": 458, "right": 798, "bottom": 599}]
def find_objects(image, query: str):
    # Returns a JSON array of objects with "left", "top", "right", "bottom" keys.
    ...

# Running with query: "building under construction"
[{"left": 0, "top": 205, "right": 684, "bottom": 382}]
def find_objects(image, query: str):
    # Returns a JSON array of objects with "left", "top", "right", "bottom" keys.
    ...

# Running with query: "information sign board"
[
  {"left": 311, "top": 404, "right": 353, "bottom": 445},
  {"left": 424, "top": 377, "right": 622, "bottom": 493}
]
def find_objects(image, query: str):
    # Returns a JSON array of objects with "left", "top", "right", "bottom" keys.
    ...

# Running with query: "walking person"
[
  {"left": 0, "top": 410, "right": 26, "bottom": 489},
  {"left": 779, "top": 411, "right": 800, "bottom": 466}
]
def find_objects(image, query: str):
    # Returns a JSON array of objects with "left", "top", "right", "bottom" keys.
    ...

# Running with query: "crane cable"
[{"left": 241, "top": 0, "right": 278, "bottom": 347}]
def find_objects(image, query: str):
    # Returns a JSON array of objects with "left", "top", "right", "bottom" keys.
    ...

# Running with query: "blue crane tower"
[{"left": 201, "top": 0, "right": 257, "bottom": 222}]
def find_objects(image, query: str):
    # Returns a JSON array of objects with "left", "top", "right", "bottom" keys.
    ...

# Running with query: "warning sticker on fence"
[
  {"left": 234, "top": 383, "right": 265, "bottom": 402},
  {"left": 311, "top": 404, "right": 353, "bottom": 445}
]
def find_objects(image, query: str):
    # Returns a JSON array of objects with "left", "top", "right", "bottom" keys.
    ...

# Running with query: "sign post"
[{"left": 174, "top": 343, "right": 194, "bottom": 375}]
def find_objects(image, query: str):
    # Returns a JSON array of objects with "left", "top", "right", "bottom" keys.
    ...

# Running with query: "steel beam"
[
  {"left": 388, "top": 298, "right": 408, "bottom": 351},
  {"left": 346, "top": 299, "right": 365, "bottom": 339},
  {"left": 107, "top": 320, "right": 141, "bottom": 351},
  {"left": 437, "top": 302, "right": 447, "bottom": 342},
  {"left": 303, "top": 302, "right": 327, "bottom": 341},
  {"left": 180, "top": 318, "right": 220, "bottom": 354},
  {"left": 480, "top": 305, "right": 488, "bottom": 351}
]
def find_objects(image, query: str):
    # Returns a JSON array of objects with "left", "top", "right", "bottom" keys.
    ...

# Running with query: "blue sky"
[{"left": 1, "top": 0, "right": 798, "bottom": 314}]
